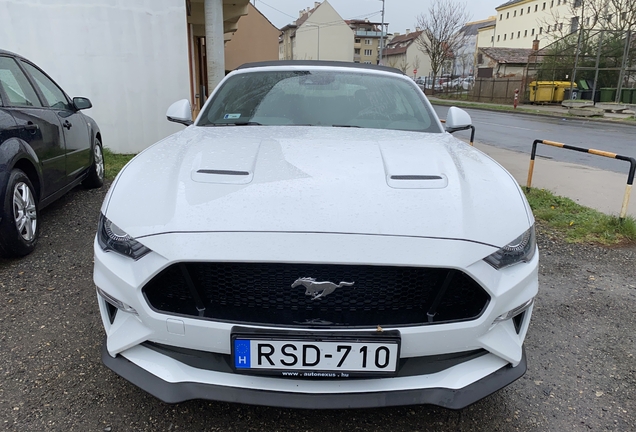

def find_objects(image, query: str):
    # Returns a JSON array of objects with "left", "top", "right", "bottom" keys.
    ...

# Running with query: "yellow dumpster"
[
  {"left": 529, "top": 81, "right": 557, "bottom": 103},
  {"left": 553, "top": 81, "right": 577, "bottom": 102}
]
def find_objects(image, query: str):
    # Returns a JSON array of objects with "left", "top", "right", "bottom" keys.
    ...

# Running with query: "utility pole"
[{"left": 379, "top": 0, "right": 385, "bottom": 65}]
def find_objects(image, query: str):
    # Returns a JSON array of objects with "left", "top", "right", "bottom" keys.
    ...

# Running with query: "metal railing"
[{"left": 526, "top": 139, "right": 636, "bottom": 220}]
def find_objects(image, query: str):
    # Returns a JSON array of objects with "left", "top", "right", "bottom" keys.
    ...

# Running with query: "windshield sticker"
[{"left": 224, "top": 113, "right": 241, "bottom": 119}]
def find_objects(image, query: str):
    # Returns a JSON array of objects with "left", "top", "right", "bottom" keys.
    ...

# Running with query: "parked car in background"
[
  {"left": 95, "top": 61, "right": 538, "bottom": 410},
  {"left": 0, "top": 49, "right": 103, "bottom": 258}
]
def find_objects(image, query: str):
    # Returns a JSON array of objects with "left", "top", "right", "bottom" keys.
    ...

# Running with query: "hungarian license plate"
[{"left": 231, "top": 330, "right": 400, "bottom": 378}]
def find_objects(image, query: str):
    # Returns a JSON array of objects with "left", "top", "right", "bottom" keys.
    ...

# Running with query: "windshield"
[{"left": 198, "top": 70, "right": 442, "bottom": 133}]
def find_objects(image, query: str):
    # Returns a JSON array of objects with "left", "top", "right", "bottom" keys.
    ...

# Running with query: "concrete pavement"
[
  {"left": 429, "top": 98, "right": 634, "bottom": 218},
  {"left": 475, "top": 141, "right": 634, "bottom": 218}
]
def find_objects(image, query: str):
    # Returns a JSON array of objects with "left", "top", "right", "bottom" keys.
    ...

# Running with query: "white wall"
[
  {"left": 295, "top": 1, "right": 353, "bottom": 62},
  {"left": 0, "top": 0, "right": 190, "bottom": 153}
]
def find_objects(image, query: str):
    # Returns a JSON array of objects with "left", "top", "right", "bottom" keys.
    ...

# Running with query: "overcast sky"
[{"left": 254, "top": 0, "right": 505, "bottom": 32}]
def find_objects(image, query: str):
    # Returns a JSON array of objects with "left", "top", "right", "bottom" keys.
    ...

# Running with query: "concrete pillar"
[{"left": 204, "top": 0, "right": 225, "bottom": 95}]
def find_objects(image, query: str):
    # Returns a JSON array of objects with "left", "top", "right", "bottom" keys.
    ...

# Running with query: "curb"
[{"left": 429, "top": 98, "right": 636, "bottom": 128}]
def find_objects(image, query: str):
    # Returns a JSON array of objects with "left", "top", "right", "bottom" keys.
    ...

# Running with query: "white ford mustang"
[{"left": 94, "top": 61, "right": 538, "bottom": 409}]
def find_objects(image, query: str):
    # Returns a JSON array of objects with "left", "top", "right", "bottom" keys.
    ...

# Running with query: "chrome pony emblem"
[{"left": 291, "top": 277, "right": 354, "bottom": 300}]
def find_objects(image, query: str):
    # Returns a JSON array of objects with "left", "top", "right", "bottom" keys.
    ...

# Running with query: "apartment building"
[
  {"left": 382, "top": 30, "right": 432, "bottom": 77},
  {"left": 492, "top": 0, "right": 575, "bottom": 49},
  {"left": 347, "top": 19, "right": 385, "bottom": 64},
  {"left": 278, "top": 1, "right": 353, "bottom": 62}
]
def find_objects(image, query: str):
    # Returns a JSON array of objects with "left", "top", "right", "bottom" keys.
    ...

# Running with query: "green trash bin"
[
  {"left": 621, "top": 88, "right": 633, "bottom": 103},
  {"left": 600, "top": 88, "right": 617, "bottom": 102}
]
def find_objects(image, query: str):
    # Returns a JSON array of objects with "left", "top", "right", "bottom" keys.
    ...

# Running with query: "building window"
[
  {"left": 365, "top": 39, "right": 372, "bottom": 45},
  {"left": 504, "top": 34, "right": 507, "bottom": 40},
  {"left": 511, "top": 32, "right": 514, "bottom": 39},
  {"left": 531, "top": 28, "right": 535, "bottom": 35},
  {"left": 363, "top": 61, "right": 372, "bottom": 64},
  {"left": 498, "top": 34, "right": 501, "bottom": 41},
  {"left": 574, "top": 0, "right": 581, "bottom": 6},
  {"left": 539, "top": 27, "right": 543, "bottom": 34},
  {"left": 559, "top": 22, "right": 563, "bottom": 30},
  {"left": 547, "top": 25, "right": 550, "bottom": 32},
  {"left": 528, "top": 6, "right": 531, "bottom": 13},
  {"left": 524, "top": 30, "right": 528, "bottom": 37},
  {"left": 478, "top": 53, "right": 483, "bottom": 64},
  {"left": 354, "top": 48, "right": 360, "bottom": 54},
  {"left": 551, "top": 0, "right": 554, "bottom": 7},
  {"left": 535, "top": 5, "right": 538, "bottom": 11},
  {"left": 500, "top": 14, "right": 503, "bottom": 20},
  {"left": 571, "top": 16, "right": 579, "bottom": 33},
  {"left": 491, "top": 35, "right": 494, "bottom": 42},
  {"left": 518, "top": 31, "right": 521, "bottom": 38},
  {"left": 364, "top": 49, "right": 373, "bottom": 55},
  {"left": 586, "top": 17, "right": 590, "bottom": 25},
  {"left": 355, "top": 38, "right": 361, "bottom": 44},
  {"left": 521, "top": 8, "right": 523, "bottom": 15},
  {"left": 514, "top": 10, "right": 516, "bottom": 17},
  {"left": 506, "top": 12, "right": 509, "bottom": 18}
]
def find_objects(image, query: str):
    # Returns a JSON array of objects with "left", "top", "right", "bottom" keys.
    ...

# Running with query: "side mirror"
[
  {"left": 73, "top": 97, "right": 92, "bottom": 111},
  {"left": 445, "top": 106, "right": 472, "bottom": 133},
  {"left": 166, "top": 99, "right": 193, "bottom": 126}
]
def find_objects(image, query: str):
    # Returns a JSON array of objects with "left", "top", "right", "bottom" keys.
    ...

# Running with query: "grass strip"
[
  {"left": 525, "top": 188, "right": 636, "bottom": 245},
  {"left": 103, "top": 148, "right": 136, "bottom": 180}
]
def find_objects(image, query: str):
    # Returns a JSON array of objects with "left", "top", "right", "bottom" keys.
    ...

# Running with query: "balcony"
[{"left": 355, "top": 30, "right": 386, "bottom": 38}]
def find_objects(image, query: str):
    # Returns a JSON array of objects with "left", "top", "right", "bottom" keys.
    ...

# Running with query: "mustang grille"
[{"left": 142, "top": 263, "right": 490, "bottom": 327}]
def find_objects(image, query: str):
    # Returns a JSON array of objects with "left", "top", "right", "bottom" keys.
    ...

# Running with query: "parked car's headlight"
[
  {"left": 97, "top": 213, "right": 151, "bottom": 260},
  {"left": 484, "top": 225, "right": 536, "bottom": 270}
]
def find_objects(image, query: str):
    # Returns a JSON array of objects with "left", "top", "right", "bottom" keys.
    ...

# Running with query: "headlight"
[
  {"left": 484, "top": 225, "right": 536, "bottom": 270},
  {"left": 97, "top": 213, "right": 151, "bottom": 260}
]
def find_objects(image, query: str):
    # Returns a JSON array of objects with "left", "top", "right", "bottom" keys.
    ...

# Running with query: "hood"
[{"left": 104, "top": 126, "right": 531, "bottom": 247}]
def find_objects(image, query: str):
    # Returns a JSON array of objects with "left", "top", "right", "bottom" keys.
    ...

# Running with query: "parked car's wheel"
[
  {"left": 0, "top": 169, "right": 39, "bottom": 258},
  {"left": 82, "top": 138, "right": 104, "bottom": 189}
]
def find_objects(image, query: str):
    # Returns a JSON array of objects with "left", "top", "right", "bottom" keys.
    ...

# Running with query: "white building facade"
[{"left": 0, "top": 0, "right": 248, "bottom": 153}]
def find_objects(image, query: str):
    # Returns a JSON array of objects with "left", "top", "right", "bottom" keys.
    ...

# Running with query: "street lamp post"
[{"left": 379, "top": 0, "right": 385, "bottom": 64}]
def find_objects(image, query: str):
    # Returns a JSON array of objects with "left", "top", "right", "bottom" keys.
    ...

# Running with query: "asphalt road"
[
  {"left": 432, "top": 105, "right": 636, "bottom": 174},
  {"left": 1, "top": 184, "right": 635, "bottom": 431}
]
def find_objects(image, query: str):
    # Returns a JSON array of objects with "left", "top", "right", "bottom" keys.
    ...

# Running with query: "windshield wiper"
[
  {"left": 332, "top": 124, "right": 360, "bottom": 128},
  {"left": 209, "top": 121, "right": 262, "bottom": 126}
]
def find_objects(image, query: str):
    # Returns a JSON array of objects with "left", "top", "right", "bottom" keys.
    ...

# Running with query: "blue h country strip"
[{"left": 234, "top": 340, "right": 251, "bottom": 369}]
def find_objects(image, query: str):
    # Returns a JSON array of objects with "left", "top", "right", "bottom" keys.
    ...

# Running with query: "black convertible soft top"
[{"left": 236, "top": 60, "right": 404, "bottom": 75}]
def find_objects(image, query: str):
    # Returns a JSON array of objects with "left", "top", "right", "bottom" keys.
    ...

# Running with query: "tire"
[
  {"left": 82, "top": 138, "right": 104, "bottom": 189},
  {"left": 0, "top": 169, "right": 39, "bottom": 258}
]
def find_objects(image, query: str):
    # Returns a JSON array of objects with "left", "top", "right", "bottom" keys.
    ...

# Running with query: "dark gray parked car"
[{"left": 0, "top": 49, "right": 103, "bottom": 258}]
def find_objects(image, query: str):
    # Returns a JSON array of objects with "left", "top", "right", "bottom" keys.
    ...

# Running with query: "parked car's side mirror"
[
  {"left": 445, "top": 106, "right": 472, "bottom": 133},
  {"left": 166, "top": 99, "right": 193, "bottom": 126},
  {"left": 73, "top": 97, "right": 92, "bottom": 111}
]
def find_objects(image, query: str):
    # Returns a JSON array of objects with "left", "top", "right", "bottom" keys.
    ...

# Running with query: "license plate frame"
[{"left": 231, "top": 327, "right": 401, "bottom": 378}]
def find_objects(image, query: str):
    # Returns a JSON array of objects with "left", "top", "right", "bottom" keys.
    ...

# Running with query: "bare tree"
[
  {"left": 398, "top": 56, "right": 410, "bottom": 74},
  {"left": 386, "top": 57, "right": 398, "bottom": 68},
  {"left": 412, "top": 56, "right": 421, "bottom": 77},
  {"left": 415, "top": 0, "right": 471, "bottom": 93}
]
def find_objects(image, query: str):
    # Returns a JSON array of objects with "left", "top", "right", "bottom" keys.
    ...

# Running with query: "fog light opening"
[
  {"left": 513, "top": 311, "right": 526, "bottom": 334},
  {"left": 97, "top": 287, "right": 138, "bottom": 315}
]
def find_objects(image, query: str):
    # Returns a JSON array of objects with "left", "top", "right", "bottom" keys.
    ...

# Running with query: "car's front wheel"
[
  {"left": 82, "top": 138, "right": 104, "bottom": 189},
  {"left": 0, "top": 169, "right": 39, "bottom": 258}
]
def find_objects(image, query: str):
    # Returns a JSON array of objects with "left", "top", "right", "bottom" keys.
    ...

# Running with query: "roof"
[
  {"left": 236, "top": 60, "right": 404, "bottom": 75},
  {"left": 460, "top": 18, "right": 497, "bottom": 36},
  {"left": 480, "top": 47, "right": 536, "bottom": 64},
  {"left": 384, "top": 30, "right": 423, "bottom": 57},
  {"left": 496, "top": 0, "right": 526, "bottom": 10}
]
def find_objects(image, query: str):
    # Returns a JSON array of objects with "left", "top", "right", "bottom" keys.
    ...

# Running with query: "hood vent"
[
  {"left": 391, "top": 175, "right": 443, "bottom": 181},
  {"left": 386, "top": 174, "right": 448, "bottom": 189},
  {"left": 197, "top": 169, "right": 250, "bottom": 176}
]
